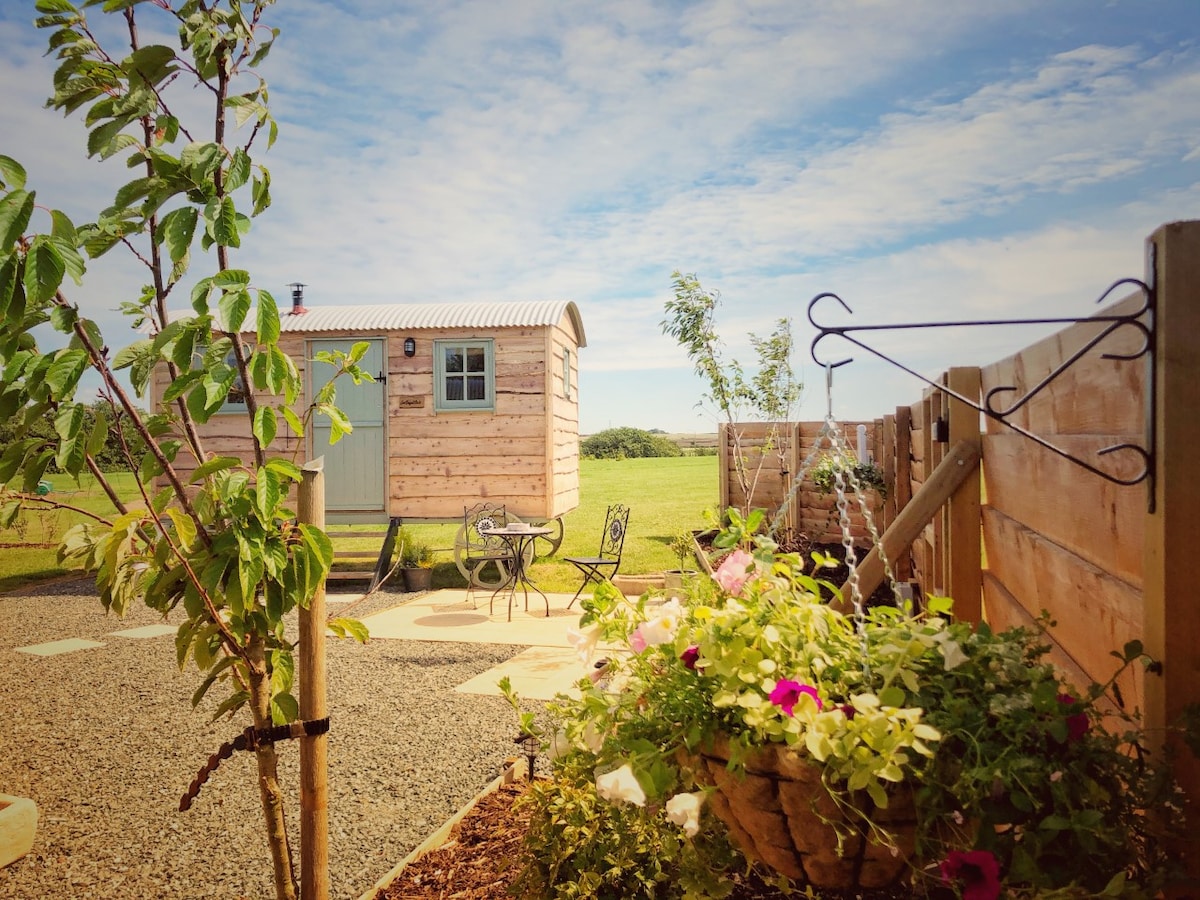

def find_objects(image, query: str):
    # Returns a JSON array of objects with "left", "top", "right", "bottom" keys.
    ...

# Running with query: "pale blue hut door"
[{"left": 310, "top": 338, "right": 387, "bottom": 522}]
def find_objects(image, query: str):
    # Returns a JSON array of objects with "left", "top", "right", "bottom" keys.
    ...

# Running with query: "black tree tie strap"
[{"left": 179, "top": 717, "right": 330, "bottom": 812}]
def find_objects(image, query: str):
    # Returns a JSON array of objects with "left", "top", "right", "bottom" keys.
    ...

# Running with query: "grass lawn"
[{"left": 0, "top": 457, "right": 718, "bottom": 596}]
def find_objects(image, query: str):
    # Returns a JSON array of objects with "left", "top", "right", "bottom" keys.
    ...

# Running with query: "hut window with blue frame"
[{"left": 435, "top": 339, "right": 494, "bottom": 411}]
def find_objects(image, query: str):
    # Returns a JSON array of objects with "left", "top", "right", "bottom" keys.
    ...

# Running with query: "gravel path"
[{"left": 0, "top": 579, "right": 537, "bottom": 899}]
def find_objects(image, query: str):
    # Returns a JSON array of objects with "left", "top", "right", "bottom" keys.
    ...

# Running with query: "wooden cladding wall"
[
  {"left": 153, "top": 313, "right": 583, "bottom": 523},
  {"left": 979, "top": 292, "right": 1147, "bottom": 711}
]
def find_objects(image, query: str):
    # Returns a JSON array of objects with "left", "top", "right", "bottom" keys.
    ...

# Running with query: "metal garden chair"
[
  {"left": 564, "top": 503, "right": 630, "bottom": 608},
  {"left": 459, "top": 502, "right": 517, "bottom": 608}
]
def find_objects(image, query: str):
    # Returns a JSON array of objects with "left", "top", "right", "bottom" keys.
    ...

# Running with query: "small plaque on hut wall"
[{"left": 396, "top": 395, "right": 425, "bottom": 408}]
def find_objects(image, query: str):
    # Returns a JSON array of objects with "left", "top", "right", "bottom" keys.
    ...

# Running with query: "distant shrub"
[{"left": 582, "top": 427, "right": 683, "bottom": 460}]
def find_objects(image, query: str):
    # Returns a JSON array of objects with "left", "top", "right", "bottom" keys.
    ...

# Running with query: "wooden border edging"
[
  {"left": 835, "top": 439, "right": 980, "bottom": 612},
  {"left": 358, "top": 764, "right": 519, "bottom": 900}
]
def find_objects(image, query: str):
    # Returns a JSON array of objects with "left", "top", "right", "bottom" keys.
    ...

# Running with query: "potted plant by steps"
[
  {"left": 663, "top": 530, "right": 700, "bottom": 592},
  {"left": 526, "top": 512, "right": 1190, "bottom": 898},
  {"left": 398, "top": 530, "right": 435, "bottom": 593}
]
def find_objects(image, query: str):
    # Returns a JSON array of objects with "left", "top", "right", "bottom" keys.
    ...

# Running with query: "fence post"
[
  {"left": 1143, "top": 221, "right": 1200, "bottom": 874},
  {"left": 945, "top": 367, "right": 982, "bottom": 624},
  {"left": 717, "top": 422, "right": 730, "bottom": 514},
  {"left": 894, "top": 405, "right": 913, "bottom": 580},
  {"left": 298, "top": 459, "right": 330, "bottom": 900}
]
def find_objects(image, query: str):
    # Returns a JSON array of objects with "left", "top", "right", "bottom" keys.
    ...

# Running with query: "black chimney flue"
[{"left": 288, "top": 282, "right": 307, "bottom": 315}]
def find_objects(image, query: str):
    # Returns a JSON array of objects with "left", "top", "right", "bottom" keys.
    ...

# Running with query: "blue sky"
[{"left": 2, "top": 1, "right": 1198, "bottom": 433}]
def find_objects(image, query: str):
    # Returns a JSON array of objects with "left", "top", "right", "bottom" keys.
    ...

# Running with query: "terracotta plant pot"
[
  {"left": 663, "top": 570, "right": 699, "bottom": 592},
  {"left": 402, "top": 567, "right": 433, "bottom": 593},
  {"left": 685, "top": 735, "right": 916, "bottom": 889}
]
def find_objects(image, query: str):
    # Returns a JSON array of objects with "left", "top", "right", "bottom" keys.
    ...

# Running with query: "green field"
[{"left": 0, "top": 457, "right": 718, "bottom": 595}]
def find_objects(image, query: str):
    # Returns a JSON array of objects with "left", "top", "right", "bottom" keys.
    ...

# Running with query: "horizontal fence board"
[
  {"left": 979, "top": 293, "right": 1146, "bottom": 435},
  {"left": 981, "top": 432, "right": 1144, "bottom": 586},
  {"left": 983, "top": 507, "right": 1142, "bottom": 707},
  {"left": 983, "top": 573, "right": 1096, "bottom": 697}
]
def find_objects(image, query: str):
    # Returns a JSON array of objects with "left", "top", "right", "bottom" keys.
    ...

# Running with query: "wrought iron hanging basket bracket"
[{"left": 807, "top": 251, "right": 1157, "bottom": 511}]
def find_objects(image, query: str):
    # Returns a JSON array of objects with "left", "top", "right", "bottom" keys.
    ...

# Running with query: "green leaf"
[
  {"left": 159, "top": 206, "right": 198, "bottom": 263},
  {"left": 0, "top": 189, "right": 35, "bottom": 249},
  {"left": 251, "top": 169, "right": 271, "bottom": 215},
  {"left": 0, "top": 255, "right": 19, "bottom": 319},
  {"left": 191, "top": 655, "right": 237, "bottom": 709},
  {"left": 281, "top": 405, "right": 304, "bottom": 437},
  {"left": 0, "top": 156, "right": 27, "bottom": 191},
  {"left": 209, "top": 690, "right": 250, "bottom": 722},
  {"left": 256, "top": 289, "right": 280, "bottom": 343},
  {"left": 87, "top": 116, "right": 135, "bottom": 160},
  {"left": 22, "top": 448, "right": 54, "bottom": 493},
  {"left": 225, "top": 148, "right": 251, "bottom": 192},
  {"left": 270, "top": 691, "right": 298, "bottom": 725},
  {"left": 190, "top": 276, "right": 213, "bottom": 313},
  {"left": 212, "top": 268, "right": 250, "bottom": 288},
  {"left": 255, "top": 465, "right": 280, "bottom": 521},
  {"left": 0, "top": 500, "right": 21, "bottom": 529},
  {"left": 124, "top": 44, "right": 177, "bottom": 87},
  {"left": 253, "top": 405, "right": 277, "bottom": 447},
  {"left": 23, "top": 236, "right": 66, "bottom": 305},
  {"left": 112, "top": 338, "right": 151, "bottom": 371},
  {"left": 45, "top": 349, "right": 89, "bottom": 398},
  {"left": 86, "top": 409, "right": 110, "bottom": 457},
  {"left": 213, "top": 195, "right": 240, "bottom": 247},
  {"left": 161, "top": 368, "right": 204, "bottom": 403},
  {"left": 264, "top": 457, "right": 301, "bottom": 482},
  {"left": 219, "top": 287, "right": 251, "bottom": 332},
  {"left": 49, "top": 209, "right": 76, "bottom": 242},
  {"left": 35, "top": 0, "right": 76, "bottom": 14},
  {"left": 188, "top": 456, "right": 242, "bottom": 483},
  {"left": 49, "top": 304, "right": 78, "bottom": 334},
  {"left": 48, "top": 236, "right": 85, "bottom": 286},
  {"left": 299, "top": 524, "right": 334, "bottom": 569},
  {"left": 327, "top": 617, "right": 369, "bottom": 644},
  {"left": 877, "top": 686, "right": 906, "bottom": 708}
]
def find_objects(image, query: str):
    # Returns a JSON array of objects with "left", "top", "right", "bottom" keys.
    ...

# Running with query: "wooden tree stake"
[{"left": 298, "top": 459, "right": 330, "bottom": 900}]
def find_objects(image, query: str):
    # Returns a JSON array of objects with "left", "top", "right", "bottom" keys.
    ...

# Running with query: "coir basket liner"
[{"left": 686, "top": 734, "right": 917, "bottom": 889}]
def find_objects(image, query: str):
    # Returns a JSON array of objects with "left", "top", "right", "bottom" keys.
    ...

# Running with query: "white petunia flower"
[
  {"left": 595, "top": 764, "right": 646, "bottom": 806},
  {"left": 638, "top": 598, "right": 683, "bottom": 646},
  {"left": 665, "top": 791, "right": 704, "bottom": 837},
  {"left": 547, "top": 729, "right": 571, "bottom": 760},
  {"left": 566, "top": 622, "right": 602, "bottom": 664}
]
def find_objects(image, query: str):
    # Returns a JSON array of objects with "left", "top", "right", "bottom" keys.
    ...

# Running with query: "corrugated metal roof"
[{"left": 275, "top": 300, "right": 586, "bottom": 346}]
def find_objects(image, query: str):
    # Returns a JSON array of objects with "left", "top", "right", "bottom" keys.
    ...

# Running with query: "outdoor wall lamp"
[{"left": 403, "top": 337, "right": 416, "bottom": 357}]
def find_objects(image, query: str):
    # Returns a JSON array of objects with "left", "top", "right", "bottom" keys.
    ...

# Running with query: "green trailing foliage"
[{"left": 2, "top": 4, "right": 364, "bottom": 898}]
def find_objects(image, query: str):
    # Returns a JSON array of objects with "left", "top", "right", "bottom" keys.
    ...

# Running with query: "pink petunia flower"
[
  {"left": 939, "top": 849, "right": 1001, "bottom": 900},
  {"left": 713, "top": 549, "right": 755, "bottom": 596},
  {"left": 768, "top": 680, "right": 822, "bottom": 717},
  {"left": 680, "top": 645, "right": 700, "bottom": 670},
  {"left": 628, "top": 629, "right": 647, "bottom": 653}
]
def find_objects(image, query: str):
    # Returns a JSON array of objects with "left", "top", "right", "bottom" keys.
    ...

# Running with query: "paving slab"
[
  {"left": 14, "top": 638, "right": 106, "bottom": 657},
  {"left": 455, "top": 647, "right": 589, "bottom": 699},
  {"left": 108, "top": 624, "right": 177, "bottom": 639},
  {"left": 357, "top": 589, "right": 585, "bottom": 648}
]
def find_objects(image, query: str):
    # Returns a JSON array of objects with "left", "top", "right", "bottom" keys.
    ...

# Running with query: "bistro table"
[{"left": 480, "top": 524, "right": 553, "bottom": 621}]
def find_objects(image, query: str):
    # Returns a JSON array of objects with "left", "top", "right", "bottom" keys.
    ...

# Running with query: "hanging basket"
[{"left": 685, "top": 734, "right": 917, "bottom": 889}]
